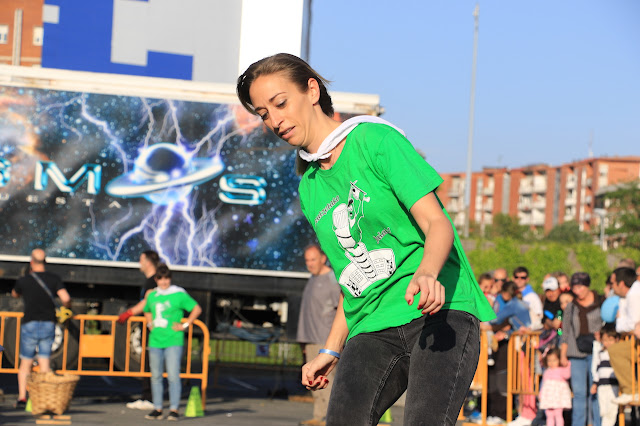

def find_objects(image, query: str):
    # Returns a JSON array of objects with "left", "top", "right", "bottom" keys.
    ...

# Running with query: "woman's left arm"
[{"left": 405, "top": 192, "right": 453, "bottom": 315}]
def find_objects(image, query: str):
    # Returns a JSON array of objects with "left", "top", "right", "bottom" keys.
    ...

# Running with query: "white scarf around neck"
[{"left": 298, "top": 116, "right": 405, "bottom": 162}]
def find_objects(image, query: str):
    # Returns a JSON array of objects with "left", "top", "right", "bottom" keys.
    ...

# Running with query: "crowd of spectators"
[{"left": 470, "top": 259, "right": 640, "bottom": 426}]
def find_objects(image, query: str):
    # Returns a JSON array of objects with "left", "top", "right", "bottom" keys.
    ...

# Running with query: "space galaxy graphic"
[{"left": 0, "top": 86, "right": 315, "bottom": 272}]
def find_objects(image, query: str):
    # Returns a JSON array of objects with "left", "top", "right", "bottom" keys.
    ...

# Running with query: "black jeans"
[{"left": 326, "top": 309, "right": 480, "bottom": 426}]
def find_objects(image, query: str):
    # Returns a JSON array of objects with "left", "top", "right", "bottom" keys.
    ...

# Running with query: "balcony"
[
  {"left": 518, "top": 202, "right": 532, "bottom": 211},
  {"left": 483, "top": 185, "right": 495, "bottom": 195},
  {"left": 447, "top": 203, "right": 460, "bottom": 213},
  {"left": 483, "top": 200, "right": 493, "bottom": 211},
  {"left": 565, "top": 197, "right": 577, "bottom": 206},
  {"left": 586, "top": 177, "right": 593, "bottom": 187},
  {"left": 519, "top": 184, "right": 533, "bottom": 194},
  {"left": 519, "top": 215, "right": 532, "bottom": 225},
  {"left": 533, "top": 183, "right": 547, "bottom": 193},
  {"left": 565, "top": 176, "right": 577, "bottom": 189},
  {"left": 584, "top": 195, "right": 592, "bottom": 205},
  {"left": 533, "top": 199, "right": 546, "bottom": 209},
  {"left": 531, "top": 216, "right": 545, "bottom": 226},
  {"left": 448, "top": 187, "right": 463, "bottom": 197}
]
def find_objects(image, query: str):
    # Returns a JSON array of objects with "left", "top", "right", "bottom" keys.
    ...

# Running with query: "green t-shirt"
[
  {"left": 299, "top": 123, "right": 495, "bottom": 340},
  {"left": 143, "top": 285, "right": 198, "bottom": 348}
]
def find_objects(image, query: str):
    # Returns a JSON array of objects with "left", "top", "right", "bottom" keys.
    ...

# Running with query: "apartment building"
[
  {"left": 0, "top": 0, "right": 44, "bottom": 67},
  {"left": 439, "top": 156, "right": 640, "bottom": 235}
]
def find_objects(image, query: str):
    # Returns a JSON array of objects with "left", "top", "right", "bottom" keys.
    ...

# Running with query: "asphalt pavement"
[{"left": 0, "top": 365, "right": 407, "bottom": 425}]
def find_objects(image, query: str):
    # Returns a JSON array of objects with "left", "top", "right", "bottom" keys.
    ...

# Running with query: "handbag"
[
  {"left": 576, "top": 333, "right": 595, "bottom": 353},
  {"left": 30, "top": 273, "right": 73, "bottom": 324}
]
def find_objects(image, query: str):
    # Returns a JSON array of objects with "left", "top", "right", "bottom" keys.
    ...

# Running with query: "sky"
[{"left": 308, "top": 0, "right": 640, "bottom": 173}]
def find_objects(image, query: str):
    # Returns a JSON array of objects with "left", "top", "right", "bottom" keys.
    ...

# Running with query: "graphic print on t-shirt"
[
  {"left": 153, "top": 301, "right": 171, "bottom": 328},
  {"left": 332, "top": 181, "right": 395, "bottom": 297}
]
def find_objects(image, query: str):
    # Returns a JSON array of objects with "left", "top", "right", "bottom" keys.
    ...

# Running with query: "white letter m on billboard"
[{"left": 34, "top": 161, "right": 102, "bottom": 194}]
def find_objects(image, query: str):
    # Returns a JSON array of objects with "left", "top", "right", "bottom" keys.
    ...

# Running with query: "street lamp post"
[
  {"left": 463, "top": 4, "right": 480, "bottom": 238},
  {"left": 593, "top": 208, "right": 607, "bottom": 250}
]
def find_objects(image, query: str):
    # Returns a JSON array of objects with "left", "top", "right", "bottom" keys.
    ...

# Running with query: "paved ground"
[{"left": 0, "top": 366, "right": 408, "bottom": 425}]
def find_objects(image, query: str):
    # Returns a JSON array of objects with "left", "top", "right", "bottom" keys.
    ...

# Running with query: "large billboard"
[{"left": 0, "top": 85, "right": 315, "bottom": 272}]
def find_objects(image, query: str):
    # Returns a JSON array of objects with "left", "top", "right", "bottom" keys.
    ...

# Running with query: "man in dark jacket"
[{"left": 11, "top": 249, "right": 71, "bottom": 408}]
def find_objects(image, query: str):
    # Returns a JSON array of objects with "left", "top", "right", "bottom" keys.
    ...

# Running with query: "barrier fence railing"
[
  {"left": 4, "top": 314, "right": 637, "bottom": 422},
  {"left": 0, "top": 312, "right": 210, "bottom": 409},
  {"left": 618, "top": 334, "right": 639, "bottom": 425},
  {"left": 506, "top": 331, "right": 541, "bottom": 423},
  {"left": 460, "top": 330, "right": 489, "bottom": 425}
]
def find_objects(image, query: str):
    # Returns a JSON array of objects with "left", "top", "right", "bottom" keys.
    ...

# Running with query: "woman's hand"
[
  {"left": 172, "top": 322, "right": 186, "bottom": 331},
  {"left": 301, "top": 353, "right": 339, "bottom": 391},
  {"left": 405, "top": 272, "right": 445, "bottom": 315}
]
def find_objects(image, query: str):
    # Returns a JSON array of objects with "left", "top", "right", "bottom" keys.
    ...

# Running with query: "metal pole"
[{"left": 463, "top": 4, "right": 480, "bottom": 238}]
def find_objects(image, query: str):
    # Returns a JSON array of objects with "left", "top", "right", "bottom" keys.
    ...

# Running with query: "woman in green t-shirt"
[{"left": 237, "top": 53, "right": 495, "bottom": 425}]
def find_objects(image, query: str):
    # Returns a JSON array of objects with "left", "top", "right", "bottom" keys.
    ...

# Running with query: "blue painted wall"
[{"left": 42, "top": 0, "right": 193, "bottom": 79}]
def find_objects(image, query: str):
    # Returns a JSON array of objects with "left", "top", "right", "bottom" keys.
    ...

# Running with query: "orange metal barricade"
[
  {"left": 617, "top": 334, "right": 640, "bottom": 425},
  {"left": 0, "top": 312, "right": 210, "bottom": 409},
  {"left": 506, "top": 331, "right": 541, "bottom": 423},
  {"left": 460, "top": 330, "right": 489, "bottom": 425}
]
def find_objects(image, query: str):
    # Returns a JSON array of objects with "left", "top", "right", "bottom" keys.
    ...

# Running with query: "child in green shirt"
[{"left": 143, "top": 264, "right": 201, "bottom": 421}]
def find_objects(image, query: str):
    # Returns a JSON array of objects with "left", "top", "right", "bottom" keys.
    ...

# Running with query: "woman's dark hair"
[
  {"left": 236, "top": 53, "right": 334, "bottom": 176},
  {"left": 500, "top": 281, "right": 518, "bottom": 298},
  {"left": 237, "top": 53, "right": 334, "bottom": 117},
  {"left": 154, "top": 263, "right": 172, "bottom": 279},
  {"left": 542, "top": 347, "right": 561, "bottom": 368}
]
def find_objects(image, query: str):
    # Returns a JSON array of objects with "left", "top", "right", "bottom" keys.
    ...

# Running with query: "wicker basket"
[{"left": 27, "top": 371, "right": 80, "bottom": 415}]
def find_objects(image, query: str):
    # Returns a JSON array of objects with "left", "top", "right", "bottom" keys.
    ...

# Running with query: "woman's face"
[
  {"left": 572, "top": 284, "right": 589, "bottom": 300},
  {"left": 249, "top": 72, "right": 319, "bottom": 150}
]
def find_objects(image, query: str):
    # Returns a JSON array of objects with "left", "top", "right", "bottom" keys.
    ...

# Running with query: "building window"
[
  {"left": 0, "top": 25, "right": 9, "bottom": 44},
  {"left": 33, "top": 26, "right": 43, "bottom": 46}
]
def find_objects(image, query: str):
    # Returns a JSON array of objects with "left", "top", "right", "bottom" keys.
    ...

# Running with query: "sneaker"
[
  {"left": 508, "top": 416, "right": 532, "bottom": 426},
  {"left": 487, "top": 416, "right": 506, "bottom": 425},
  {"left": 14, "top": 399, "right": 27, "bottom": 409},
  {"left": 145, "top": 410, "right": 163, "bottom": 420},
  {"left": 128, "top": 399, "right": 155, "bottom": 410},
  {"left": 467, "top": 411, "right": 482, "bottom": 423},
  {"left": 167, "top": 411, "right": 179, "bottom": 421},
  {"left": 612, "top": 393, "right": 640, "bottom": 405}
]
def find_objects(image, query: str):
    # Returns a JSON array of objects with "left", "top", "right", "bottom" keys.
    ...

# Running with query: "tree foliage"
[
  {"left": 546, "top": 221, "right": 592, "bottom": 244},
  {"left": 484, "top": 213, "right": 533, "bottom": 240},
  {"left": 605, "top": 180, "right": 640, "bottom": 250},
  {"left": 465, "top": 238, "right": 631, "bottom": 294}
]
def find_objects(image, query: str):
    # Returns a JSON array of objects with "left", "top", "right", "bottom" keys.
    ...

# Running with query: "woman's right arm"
[
  {"left": 301, "top": 293, "right": 348, "bottom": 390},
  {"left": 559, "top": 303, "right": 572, "bottom": 366}
]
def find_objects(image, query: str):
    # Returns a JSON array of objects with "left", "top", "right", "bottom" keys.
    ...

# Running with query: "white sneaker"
[
  {"left": 612, "top": 393, "right": 640, "bottom": 405},
  {"left": 126, "top": 399, "right": 155, "bottom": 410},
  {"left": 486, "top": 416, "right": 506, "bottom": 425},
  {"left": 508, "top": 416, "right": 532, "bottom": 426}
]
